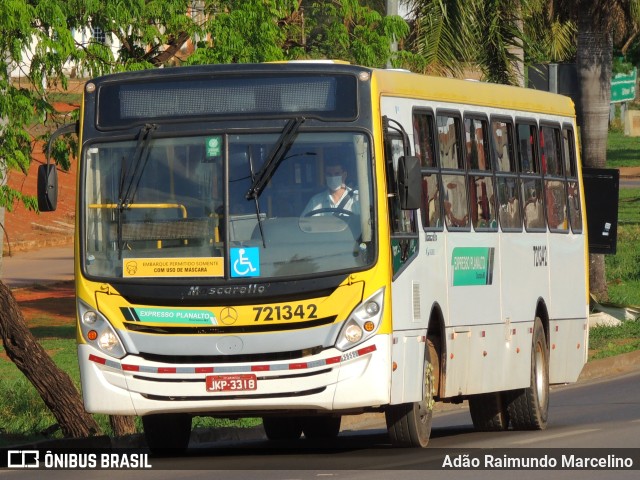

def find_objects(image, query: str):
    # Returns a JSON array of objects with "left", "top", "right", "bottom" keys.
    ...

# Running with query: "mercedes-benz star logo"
[{"left": 220, "top": 307, "right": 239, "bottom": 325}]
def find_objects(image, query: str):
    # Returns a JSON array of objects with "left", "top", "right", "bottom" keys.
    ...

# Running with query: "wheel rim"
[
  {"left": 534, "top": 341, "right": 548, "bottom": 410},
  {"left": 420, "top": 361, "right": 435, "bottom": 424}
]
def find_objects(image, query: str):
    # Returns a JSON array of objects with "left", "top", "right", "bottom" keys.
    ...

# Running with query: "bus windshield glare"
[{"left": 82, "top": 131, "right": 375, "bottom": 280}]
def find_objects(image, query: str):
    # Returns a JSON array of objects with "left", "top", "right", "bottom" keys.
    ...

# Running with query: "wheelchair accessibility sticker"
[{"left": 231, "top": 247, "right": 260, "bottom": 278}]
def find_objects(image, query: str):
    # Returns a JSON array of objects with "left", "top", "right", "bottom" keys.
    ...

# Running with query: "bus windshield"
[{"left": 83, "top": 131, "right": 375, "bottom": 281}]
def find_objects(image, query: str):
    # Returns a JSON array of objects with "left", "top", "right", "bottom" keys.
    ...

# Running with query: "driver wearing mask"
[{"left": 301, "top": 161, "right": 360, "bottom": 217}]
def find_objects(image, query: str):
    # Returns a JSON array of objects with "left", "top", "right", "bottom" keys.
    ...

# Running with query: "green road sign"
[{"left": 611, "top": 68, "right": 637, "bottom": 103}]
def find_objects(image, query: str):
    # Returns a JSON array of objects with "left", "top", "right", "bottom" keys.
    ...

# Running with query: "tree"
[
  {"left": 0, "top": 283, "right": 101, "bottom": 437},
  {"left": 0, "top": 1, "right": 105, "bottom": 438},
  {"left": 183, "top": 0, "right": 409, "bottom": 67},
  {"left": 303, "top": 0, "right": 409, "bottom": 67},
  {"left": 400, "top": 0, "right": 574, "bottom": 84},
  {"left": 552, "top": 0, "right": 640, "bottom": 300}
]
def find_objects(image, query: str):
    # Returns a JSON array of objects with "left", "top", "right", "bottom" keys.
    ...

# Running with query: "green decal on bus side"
[{"left": 451, "top": 247, "right": 495, "bottom": 286}]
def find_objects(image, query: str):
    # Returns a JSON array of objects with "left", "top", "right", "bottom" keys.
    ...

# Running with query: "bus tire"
[
  {"left": 262, "top": 416, "right": 303, "bottom": 441},
  {"left": 385, "top": 339, "right": 435, "bottom": 448},
  {"left": 142, "top": 413, "right": 191, "bottom": 454},
  {"left": 507, "top": 317, "right": 549, "bottom": 430},
  {"left": 468, "top": 392, "right": 510, "bottom": 431},
  {"left": 302, "top": 416, "right": 341, "bottom": 439}
]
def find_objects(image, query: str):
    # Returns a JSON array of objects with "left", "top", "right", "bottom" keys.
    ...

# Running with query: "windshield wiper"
[
  {"left": 119, "top": 123, "right": 157, "bottom": 208},
  {"left": 116, "top": 123, "right": 157, "bottom": 258},
  {"left": 246, "top": 147, "right": 266, "bottom": 248},
  {"left": 245, "top": 116, "right": 305, "bottom": 200}
]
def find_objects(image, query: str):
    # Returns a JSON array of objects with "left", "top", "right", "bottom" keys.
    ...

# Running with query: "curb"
[{"left": 576, "top": 349, "right": 640, "bottom": 382}]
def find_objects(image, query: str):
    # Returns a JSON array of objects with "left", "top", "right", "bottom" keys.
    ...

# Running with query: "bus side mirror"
[
  {"left": 37, "top": 164, "right": 58, "bottom": 212},
  {"left": 38, "top": 122, "right": 77, "bottom": 212},
  {"left": 397, "top": 155, "right": 421, "bottom": 210}
]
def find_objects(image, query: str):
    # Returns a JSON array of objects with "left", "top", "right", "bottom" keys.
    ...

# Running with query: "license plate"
[{"left": 206, "top": 374, "right": 257, "bottom": 392}]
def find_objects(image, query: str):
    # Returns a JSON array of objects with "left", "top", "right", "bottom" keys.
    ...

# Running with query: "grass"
[
  {"left": 605, "top": 130, "right": 640, "bottom": 168},
  {"left": 605, "top": 218, "right": 640, "bottom": 306},
  {"left": 605, "top": 130, "right": 640, "bottom": 306},
  {"left": 589, "top": 319, "right": 640, "bottom": 360}
]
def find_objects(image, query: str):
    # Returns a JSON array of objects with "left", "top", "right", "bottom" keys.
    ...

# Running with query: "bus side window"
[
  {"left": 517, "top": 122, "right": 545, "bottom": 231},
  {"left": 563, "top": 127, "right": 583, "bottom": 233},
  {"left": 517, "top": 123, "right": 538, "bottom": 174},
  {"left": 466, "top": 117, "right": 496, "bottom": 230},
  {"left": 413, "top": 111, "right": 437, "bottom": 168},
  {"left": 437, "top": 113, "right": 468, "bottom": 229},
  {"left": 492, "top": 119, "right": 522, "bottom": 230},
  {"left": 413, "top": 110, "right": 442, "bottom": 229},
  {"left": 522, "top": 179, "right": 545, "bottom": 229},
  {"left": 541, "top": 125, "right": 568, "bottom": 231},
  {"left": 422, "top": 174, "right": 441, "bottom": 228}
]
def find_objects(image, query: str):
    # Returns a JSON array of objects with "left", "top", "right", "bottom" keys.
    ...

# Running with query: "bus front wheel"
[
  {"left": 142, "top": 413, "right": 191, "bottom": 454},
  {"left": 385, "top": 339, "right": 436, "bottom": 448},
  {"left": 506, "top": 317, "right": 549, "bottom": 430}
]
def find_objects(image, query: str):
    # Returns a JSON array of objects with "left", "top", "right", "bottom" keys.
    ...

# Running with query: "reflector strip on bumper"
[{"left": 88, "top": 345, "right": 377, "bottom": 374}]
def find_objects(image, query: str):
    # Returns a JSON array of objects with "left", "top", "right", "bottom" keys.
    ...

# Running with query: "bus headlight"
[
  {"left": 335, "top": 287, "right": 385, "bottom": 351},
  {"left": 77, "top": 299, "right": 126, "bottom": 359}
]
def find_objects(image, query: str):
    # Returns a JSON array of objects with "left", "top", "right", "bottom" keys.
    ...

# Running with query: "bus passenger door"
[{"left": 383, "top": 124, "right": 426, "bottom": 405}]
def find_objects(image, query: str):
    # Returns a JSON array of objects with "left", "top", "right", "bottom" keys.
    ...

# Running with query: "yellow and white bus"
[{"left": 39, "top": 62, "right": 591, "bottom": 451}]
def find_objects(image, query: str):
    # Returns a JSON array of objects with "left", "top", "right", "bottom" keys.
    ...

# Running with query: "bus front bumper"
[{"left": 78, "top": 335, "right": 391, "bottom": 416}]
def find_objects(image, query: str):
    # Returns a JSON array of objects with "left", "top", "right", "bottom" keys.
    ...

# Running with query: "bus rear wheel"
[
  {"left": 385, "top": 339, "right": 436, "bottom": 448},
  {"left": 507, "top": 317, "right": 549, "bottom": 430},
  {"left": 469, "top": 392, "right": 510, "bottom": 431},
  {"left": 142, "top": 413, "right": 191, "bottom": 454},
  {"left": 262, "top": 416, "right": 303, "bottom": 441}
]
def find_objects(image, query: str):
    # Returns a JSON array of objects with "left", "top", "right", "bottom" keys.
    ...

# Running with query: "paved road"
[
  {"left": 4, "top": 370, "right": 638, "bottom": 479},
  {"left": 0, "top": 245, "right": 74, "bottom": 288}
]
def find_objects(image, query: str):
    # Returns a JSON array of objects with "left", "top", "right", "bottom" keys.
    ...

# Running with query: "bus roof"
[
  {"left": 87, "top": 61, "right": 576, "bottom": 120},
  {"left": 369, "top": 67, "right": 576, "bottom": 118}
]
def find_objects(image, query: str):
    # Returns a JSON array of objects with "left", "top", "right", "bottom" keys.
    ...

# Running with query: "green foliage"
[
  {"left": 589, "top": 320, "right": 640, "bottom": 360},
  {"left": 304, "top": 0, "right": 409, "bottom": 67},
  {"left": 524, "top": 2, "right": 576, "bottom": 64},
  {"left": 615, "top": 188, "right": 640, "bottom": 225},
  {"left": 607, "top": 130, "right": 640, "bottom": 168},
  {"left": 184, "top": 0, "right": 408, "bottom": 67},
  {"left": 0, "top": 0, "right": 410, "bottom": 216},
  {"left": 0, "top": 378, "right": 59, "bottom": 438},
  {"left": 612, "top": 56, "right": 634, "bottom": 75},
  {"left": 606, "top": 193, "right": 640, "bottom": 306},
  {"left": 187, "top": 0, "right": 299, "bottom": 64},
  {"left": 404, "top": 0, "right": 576, "bottom": 83}
]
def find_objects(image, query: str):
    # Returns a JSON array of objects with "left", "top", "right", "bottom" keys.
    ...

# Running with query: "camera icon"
[{"left": 7, "top": 450, "right": 40, "bottom": 468}]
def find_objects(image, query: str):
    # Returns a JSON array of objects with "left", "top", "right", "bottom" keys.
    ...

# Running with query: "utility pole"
[{"left": 386, "top": 0, "right": 398, "bottom": 68}]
